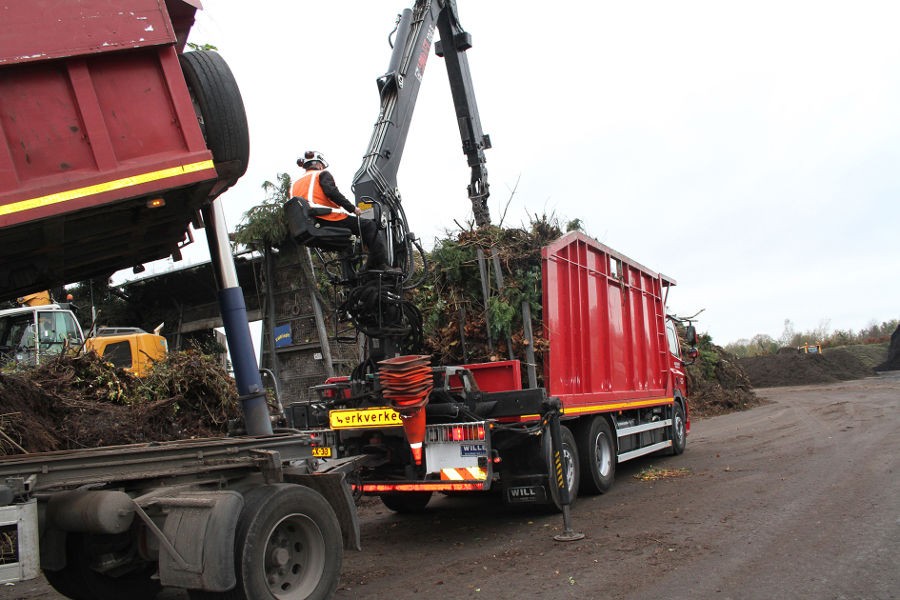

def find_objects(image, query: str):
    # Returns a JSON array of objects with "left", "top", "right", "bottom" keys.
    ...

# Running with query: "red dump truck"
[
  {"left": 297, "top": 231, "right": 696, "bottom": 512},
  {"left": 0, "top": 2, "right": 357, "bottom": 599}
]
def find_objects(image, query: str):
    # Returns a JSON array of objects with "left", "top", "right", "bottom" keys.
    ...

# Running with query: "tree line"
[{"left": 724, "top": 318, "right": 898, "bottom": 358}]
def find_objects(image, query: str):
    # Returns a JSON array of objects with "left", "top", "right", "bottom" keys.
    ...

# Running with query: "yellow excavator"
[{"left": 2, "top": 292, "right": 166, "bottom": 376}]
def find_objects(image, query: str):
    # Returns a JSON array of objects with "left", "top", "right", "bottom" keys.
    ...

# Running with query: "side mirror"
[
  {"left": 685, "top": 324, "right": 698, "bottom": 345},
  {"left": 688, "top": 347, "right": 699, "bottom": 360}
]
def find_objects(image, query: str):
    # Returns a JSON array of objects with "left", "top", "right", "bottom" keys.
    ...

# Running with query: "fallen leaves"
[{"left": 633, "top": 466, "right": 692, "bottom": 481}]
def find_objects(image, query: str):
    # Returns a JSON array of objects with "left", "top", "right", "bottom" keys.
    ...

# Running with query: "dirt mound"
[
  {"left": 685, "top": 339, "right": 760, "bottom": 417},
  {"left": 0, "top": 350, "right": 240, "bottom": 455},
  {"left": 738, "top": 349, "right": 875, "bottom": 388},
  {"left": 875, "top": 325, "right": 900, "bottom": 371}
]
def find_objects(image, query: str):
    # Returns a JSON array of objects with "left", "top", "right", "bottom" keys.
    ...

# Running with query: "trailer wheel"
[
  {"left": 379, "top": 491, "right": 432, "bottom": 513},
  {"left": 190, "top": 484, "right": 341, "bottom": 600},
  {"left": 544, "top": 425, "right": 580, "bottom": 511},
  {"left": 576, "top": 416, "right": 616, "bottom": 495},
  {"left": 669, "top": 401, "right": 687, "bottom": 455},
  {"left": 179, "top": 51, "right": 250, "bottom": 179}
]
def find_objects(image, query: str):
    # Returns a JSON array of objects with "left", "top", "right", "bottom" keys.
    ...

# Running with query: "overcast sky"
[{"left": 173, "top": 0, "right": 899, "bottom": 346}]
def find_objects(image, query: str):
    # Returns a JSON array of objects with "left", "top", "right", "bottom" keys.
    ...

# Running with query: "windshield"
[
  {"left": 666, "top": 321, "right": 682, "bottom": 358},
  {"left": 0, "top": 314, "right": 34, "bottom": 352},
  {"left": 0, "top": 309, "right": 84, "bottom": 364}
]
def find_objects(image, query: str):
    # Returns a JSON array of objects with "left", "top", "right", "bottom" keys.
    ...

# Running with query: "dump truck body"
[
  {"left": 0, "top": 0, "right": 224, "bottom": 301},
  {"left": 0, "top": 2, "right": 355, "bottom": 598}
]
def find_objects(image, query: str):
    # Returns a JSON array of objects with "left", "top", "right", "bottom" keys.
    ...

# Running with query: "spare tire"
[{"left": 179, "top": 50, "right": 250, "bottom": 179}]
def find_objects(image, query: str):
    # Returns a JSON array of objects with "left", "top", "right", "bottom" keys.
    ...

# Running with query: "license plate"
[
  {"left": 329, "top": 407, "right": 402, "bottom": 429},
  {"left": 311, "top": 446, "right": 332, "bottom": 458}
]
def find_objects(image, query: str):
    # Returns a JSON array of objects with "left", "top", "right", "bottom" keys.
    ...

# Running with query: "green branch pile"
[
  {"left": 414, "top": 215, "right": 562, "bottom": 371},
  {"left": 0, "top": 350, "right": 239, "bottom": 455}
]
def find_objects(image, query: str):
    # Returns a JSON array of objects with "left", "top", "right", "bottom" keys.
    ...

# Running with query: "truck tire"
[
  {"left": 179, "top": 51, "right": 250, "bottom": 179},
  {"left": 544, "top": 425, "right": 580, "bottom": 511},
  {"left": 576, "top": 416, "right": 616, "bottom": 495},
  {"left": 379, "top": 491, "right": 432, "bottom": 513},
  {"left": 669, "top": 401, "right": 687, "bottom": 455},
  {"left": 191, "top": 484, "right": 342, "bottom": 600}
]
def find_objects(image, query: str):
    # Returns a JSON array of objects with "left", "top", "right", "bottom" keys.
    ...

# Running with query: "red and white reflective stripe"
[
  {"left": 409, "top": 441, "right": 423, "bottom": 465},
  {"left": 306, "top": 170, "right": 318, "bottom": 201},
  {"left": 440, "top": 467, "right": 486, "bottom": 481}
]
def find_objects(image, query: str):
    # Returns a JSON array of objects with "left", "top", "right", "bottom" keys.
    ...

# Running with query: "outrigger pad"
[{"left": 284, "top": 196, "right": 353, "bottom": 251}]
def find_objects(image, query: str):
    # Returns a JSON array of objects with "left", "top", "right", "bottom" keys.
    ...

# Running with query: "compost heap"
[
  {"left": 683, "top": 336, "right": 759, "bottom": 417},
  {"left": 0, "top": 350, "right": 240, "bottom": 455},
  {"left": 414, "top": 219, "right": 757, "bottom": 418},
  {"left": 875, "top": 324, "right": 900, "bottom": 371},
  {"left": 738, "top": 347, "right": 878, "bottom": 388}
]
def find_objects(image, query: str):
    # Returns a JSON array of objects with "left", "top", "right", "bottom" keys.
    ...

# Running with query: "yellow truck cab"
[{"left": 85, "top": 327, "right": 167, "bottom": 377}]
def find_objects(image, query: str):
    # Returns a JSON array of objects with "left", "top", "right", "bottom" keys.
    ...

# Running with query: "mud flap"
[
  {"left": 155, "top": 491, "right": 243, "bottom": 591},
  {"left": 503, "top": 476, "right": 551, "bottom": 505}
]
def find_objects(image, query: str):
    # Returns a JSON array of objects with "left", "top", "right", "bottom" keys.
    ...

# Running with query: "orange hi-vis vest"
[{"left": 291, "top": 170, "right": 350, "bottom": 222}]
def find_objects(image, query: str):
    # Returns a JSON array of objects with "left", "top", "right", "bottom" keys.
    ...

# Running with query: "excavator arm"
[{"left": 352, "top": 0, "right": 491, "bottom": 271}]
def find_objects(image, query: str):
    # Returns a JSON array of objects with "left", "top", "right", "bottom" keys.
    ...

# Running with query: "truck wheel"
[
  {"left": 379, "top": 491, "right": 432, "bottom": 513},
  {"left": 669, "top": 401, "right": 687, "bottom": 455},
  {"left": 192, "top": 484, "right": 342, "bottom": 600},
  {"left": 544, "top": 425, "right": 580, "bottom": 511},
  {"left": 576, "top": 416, "right": 616, "bottom": 495},
  {"left": 179, "top": 51, "right": 250, "bottom": 179}
]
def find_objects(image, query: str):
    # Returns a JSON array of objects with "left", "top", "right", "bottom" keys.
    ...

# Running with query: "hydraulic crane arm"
[
  {"left": 352, "top": 0, "right": 492, "bottom": 237},
  {"left": 435, "top": 2, "right": 492, "bottom": 228}
]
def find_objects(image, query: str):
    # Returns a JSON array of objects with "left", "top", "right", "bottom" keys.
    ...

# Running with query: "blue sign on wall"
[{"left": 274, "top": 323, "right": 292, "bottom": 348}]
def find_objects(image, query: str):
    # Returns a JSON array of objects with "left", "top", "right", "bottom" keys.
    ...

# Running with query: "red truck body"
[
  {"left": 301, "top": 231, "right": 691, "bottom": 509},
  {"left": 0, "top": 0, "right": 230, "bottom": 301},
  {"left": 543, "top": 231, "right": 686, "bottom": 420}
]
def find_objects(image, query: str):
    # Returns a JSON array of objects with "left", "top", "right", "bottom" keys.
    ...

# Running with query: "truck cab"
[{"left": 0, "top": 304, "right": 84, "bottom": 365}]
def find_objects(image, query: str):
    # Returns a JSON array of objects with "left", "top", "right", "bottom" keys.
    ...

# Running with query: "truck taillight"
[
  {"left": 450, "top": 425, "right": 484, "bottom": 442},
  {"left": 431, "top": 423, "right": 486, "bottom": 443}
]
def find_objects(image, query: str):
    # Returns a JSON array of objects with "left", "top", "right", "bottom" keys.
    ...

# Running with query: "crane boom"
[{"left": 352, "top": 0, "right": 491, "bottom": 237}]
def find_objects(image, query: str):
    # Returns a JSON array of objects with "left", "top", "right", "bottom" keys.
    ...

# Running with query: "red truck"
[
  {"left": 300, "top": 231, "right": 695, "bottom": 511},
  {"left": 0, "top": 2, "right": 358, "bottom": 599},
  {"left": 281, "top": 1, "right": 696, "bottom": 514}
]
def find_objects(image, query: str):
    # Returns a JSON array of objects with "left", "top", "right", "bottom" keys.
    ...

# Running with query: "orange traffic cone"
[{"left": 401, "top": 407, "right": 426, "bottom": 465}]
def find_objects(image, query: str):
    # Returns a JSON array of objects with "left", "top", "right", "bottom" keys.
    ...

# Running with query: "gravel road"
[{"left": 6, "top": 373, "right": 898, "bottom": 600}]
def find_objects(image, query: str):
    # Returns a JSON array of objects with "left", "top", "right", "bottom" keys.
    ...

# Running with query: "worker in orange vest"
[{"left": 292, "top": 150, "right": 392, "bottom": 271}]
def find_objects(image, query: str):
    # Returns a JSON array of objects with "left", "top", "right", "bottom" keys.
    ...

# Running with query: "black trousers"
[{"left": 317, "top": 215, "right": 387, "bottom": 264}]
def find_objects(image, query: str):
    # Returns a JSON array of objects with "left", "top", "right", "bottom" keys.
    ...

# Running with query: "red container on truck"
[{"left": 297, "top": 231, "right": 696, "bottom": 511}]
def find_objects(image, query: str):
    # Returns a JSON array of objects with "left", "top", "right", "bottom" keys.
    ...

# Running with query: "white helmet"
[{"left": 298, "top": 150, "right": 328, "bottom": 169}]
